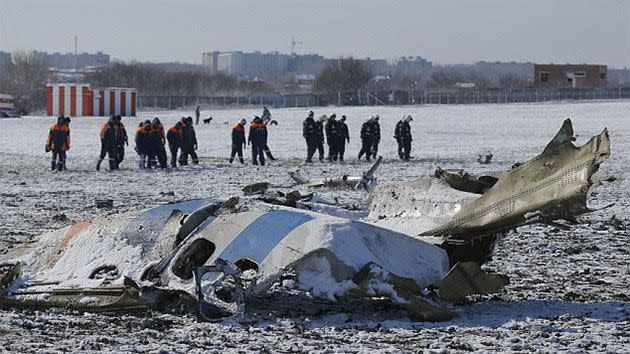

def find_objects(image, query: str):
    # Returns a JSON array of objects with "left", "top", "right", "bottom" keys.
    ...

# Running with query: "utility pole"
[{"left": 74, "top": 35, "right": 78, "bottom": 71}]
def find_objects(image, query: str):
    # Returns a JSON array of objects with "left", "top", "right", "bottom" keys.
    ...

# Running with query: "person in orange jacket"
[
  {"left": 135, "top": 120, "right": 153, "bottom": 169},
  {"left": 96, "top": 115, "right": 119, "bottom": 171},
  {"left": 248, "top": 116, "right": 267, "bottom": 166},
  {"left": 179, "top": 116, "right": 199, "bottom": 165},
  {"left": 45, "top": 115, "right": 71, "bottom": 171},
  {"left": 114, "top": 115, "right": 128, "bottom": 168},
  {"left": 166, "top": 122, "right": 183, "bottom": 167},
  {"left": 150, "top": 117, "right": 167, "bottom": 168},
  {"left": 229, "top": 118, "right": 247, "bottom": 163}
]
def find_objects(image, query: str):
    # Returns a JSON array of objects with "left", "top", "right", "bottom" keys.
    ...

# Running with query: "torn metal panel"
[
  {"left": 288, "top": 156, "right": 382, "bottom": 190},
  {"left": 424, "top": 119, "right": 610, "bottom": 240},
  {"left": 433, "top": 167, "right": 499, "bottom": 194}
]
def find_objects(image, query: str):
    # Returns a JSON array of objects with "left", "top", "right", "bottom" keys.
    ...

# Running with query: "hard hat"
[
  {"left": 403, "top": 115, "right": 413, "bottom": 122},
  {"left": 330, "top": 112, "right": 337, "bottom": 119},
  {"left": 239, "top": 118, "right": 247, "bottom": 125},
  {"left": 372, "top": 114, "right": 380, "bottom": 120}
]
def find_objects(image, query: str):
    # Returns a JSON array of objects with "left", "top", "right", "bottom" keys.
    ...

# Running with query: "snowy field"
[{"left": 0, "top": 100, "right": 628, "bottom": 352}]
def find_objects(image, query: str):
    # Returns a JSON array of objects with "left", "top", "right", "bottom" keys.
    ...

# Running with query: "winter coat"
[
  {"left": 338, "top": 121, "right": 350, "bottom": 143},
  {"left": 394, "top": 121, "right": 412, "bottom": 142},
  {"left": 248, "top": 122, "right": 268, "bottom": 146},
  {"left": 46, "top": 123, "right": 70, "bottom": 151},
  {"left": 303, "top": 117, "right": 318, "bottom": 141},
  {"left": 360, "top": 121, "right": 372, "bottom": 141},
  {"left": 371, "top": 121, "right": 381, "bottom": 142},
  {"left": 135, "top": 126, "right": 152, "bottom": 154},
  {"left": 167, "top": 126, "right": 183, "bottom": 147},
  {"left": 232, "top": 124, "right": 246, "bottom": 146},
  {"left": 325, "top": 119, "right": 339, "bottom": 145},
  {"left": 99, "top": 122, "right": 117, "bottom": 149}
]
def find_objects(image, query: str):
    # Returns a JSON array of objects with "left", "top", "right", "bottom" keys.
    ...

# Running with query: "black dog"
[{"left": 203, "top": 117, "right": 213, "bottom": 124}]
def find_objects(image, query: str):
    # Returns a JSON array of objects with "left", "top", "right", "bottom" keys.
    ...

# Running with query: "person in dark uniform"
[
  {"left": 248, "top": 116, "right": 267, "bottom": 166},
  {"left": 337, "top": 115, "right": 350, "bottom": 162},
  {"left": 369, "top": 114, "right": 381, "bottom": 159},
  {"left": 195, "top": 106, "right": 201, "bottom": 125},
  {"left": 114, "top": 115, "right": 128, "bottom": 168},
  {"left": 357, "top": 118, "right": 373, "bottom": 161},
  {"left": 135, "top": 120, "right": 152, "bottom": 169},
  {"left": 230, "top": 118, "right": 247, "bottom": 163},
  {"left": 179, "top": 117, "right": 199, "bottom": 165},
  {"left": 261, "top": 106, "right": 271, "bottom": 121},
  {"left": 151, "top": 117, "right": 167, "bottom": 168},
  {"left": 315, "top": 115, "right": 326, "bottom": 162},
  {"left": 45, "top": 115, "right": 70, "bottom": 171},
  {"left": 394, "top": 115, "right": 413, "bottom": 161},
  {"left": 325, "top": 113, "right": 339, "bottom": 162},
  {"left": 303, "top": 110, "right": 318, "bottom": 163},
  {"left": 96, "top": 115, "right": 118, "bottom": 171},
  {"left": 166, "top": 122, "right": 183, "bottom": 167}
]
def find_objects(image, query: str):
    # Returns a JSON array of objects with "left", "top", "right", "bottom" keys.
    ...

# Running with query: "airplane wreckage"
[{"left": 0, "top": 119, "right": 611, "bottom": 321}]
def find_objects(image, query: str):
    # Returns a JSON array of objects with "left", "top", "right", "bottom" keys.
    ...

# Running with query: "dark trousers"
[
  {"left": 169, "top": 144, "right": 179, "bottom": 167},
  {"left": 370, "top": 140, "right": 379, "bottom": 158},
  {"left": 358, "top": 138, "right": 373, "bottom": 160},
  {"left": 179, "top": 145, "right": 199, "bottom": 165},
  {"left": 116, "top": 145, "right": 125, "bottom": 166},
  {"left": 316, "top": 141, "right": 325, "bottom": 161},
  {"left": 337, "top": 140, "right": 346, "bottom": 161},
  {"left": 263, "top": 144, "right": 275, "bottom": 160},
  {"left": 98, "top": 145, "right": 118, "bottom": 170},
  {"left": 327, "top": 141, "right": 338, "bottom": 161},
  {"left": 230, "top": 144, "right": 244, "bottom": 162},
  {"left": 154, "top": 145, "right": 168, "bottom": 168},
  {"left": 51, "top": 149, "right": 66, "bottom": 171},
  {"left": 251, "top": 143, "right": 265, "bottom": 165},
  {"left": 401, "top": 139, "right": 411, "bottom": 160},
  {"left": 305, "top": 138, "right": 316, "bottom": 162}
]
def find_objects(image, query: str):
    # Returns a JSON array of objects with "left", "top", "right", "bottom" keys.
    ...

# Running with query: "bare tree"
[
  {"left": 313, "top": 57, "right": 372, "bottom": 92},
  {"left": 0, "top": 52, "right": 48, "bottom": 114}
]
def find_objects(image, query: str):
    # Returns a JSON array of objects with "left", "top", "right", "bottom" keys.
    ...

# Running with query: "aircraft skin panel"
[{"left": 217, "top": 210, "right": 314, "bottom": 264}]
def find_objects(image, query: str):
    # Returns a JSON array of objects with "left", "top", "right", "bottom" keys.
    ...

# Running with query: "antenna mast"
[{"left": 290, "top": 36, "right": 303, "bottom": 55}]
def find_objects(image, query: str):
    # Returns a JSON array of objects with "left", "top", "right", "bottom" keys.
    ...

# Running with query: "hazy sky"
[{"left": 0, "top": 0, "right": 628, "bottom": 67}]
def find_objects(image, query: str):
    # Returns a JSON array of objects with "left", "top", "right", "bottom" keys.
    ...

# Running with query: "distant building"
[
  {"left": 203, "top": 50, "right": 432, "bottom": 76},
  {"left": 534, "top": 64, "right": 607, "bottom": 88},
  {"left": 357, "top": 58, "right": 389, "bottom": 74},
  {"left": 0, "top": 51, "right": 11, "bottom": 72},
  {"left": 395, "top": 56, "right": 433, "bottom": 74},
  {"left": 32, "top": 51, "right": 110, "bottom": 69},
  {"left": 287, "top": 54, "right": 328, "bottom": 75},
  {"left": 202, "top": 51, "right": 289, "bottom": 75}
]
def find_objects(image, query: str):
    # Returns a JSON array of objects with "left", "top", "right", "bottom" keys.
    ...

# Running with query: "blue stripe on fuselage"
[{"left": 218, "top": 210, "right": 313, "bottom": 263}]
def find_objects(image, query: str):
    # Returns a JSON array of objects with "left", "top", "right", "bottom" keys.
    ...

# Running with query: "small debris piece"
[
  {"left": 95, "top": 199, "right": 114, "bottom": 209},
  {"left": 242, "top": 182, "right": 270, "bottom": 196}
]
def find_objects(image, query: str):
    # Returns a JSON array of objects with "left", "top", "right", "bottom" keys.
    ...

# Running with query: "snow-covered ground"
[{"left": 0, "top": 101, "right": 628, "bottom": 352}]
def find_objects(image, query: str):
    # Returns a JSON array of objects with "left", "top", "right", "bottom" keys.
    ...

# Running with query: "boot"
[
  {"left": 239, "top": 158, "right": 244, "bottom": 163},
  {"left": 57, "top": 162, "right": 63, "bottom": 172},
  {"left": 229, "top": 157, "right": 234, "bottom": 163},
  {"left": 51, "top": 160, "right": 56, "bottom": 171}
]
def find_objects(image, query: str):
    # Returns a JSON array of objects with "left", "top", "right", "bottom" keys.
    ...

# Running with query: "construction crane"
[{"left": 290, "top": 36, "right": 303, "bottom": 55}]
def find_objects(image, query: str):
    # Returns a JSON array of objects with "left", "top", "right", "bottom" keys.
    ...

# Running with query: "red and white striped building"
[
  {"left": 0, "top": 93, "right": 16, "bottom": 113},
  {"left": 47, "top": 83, "right": 137, "bottom": 117}
]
